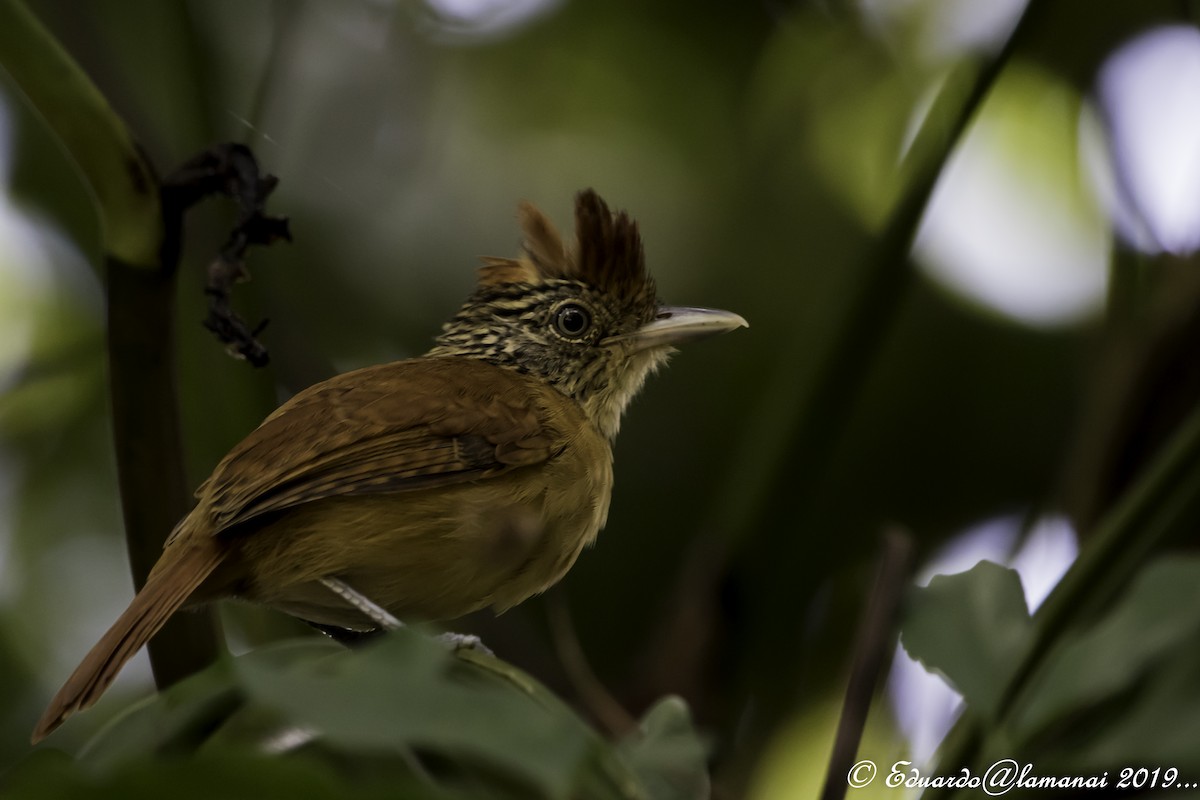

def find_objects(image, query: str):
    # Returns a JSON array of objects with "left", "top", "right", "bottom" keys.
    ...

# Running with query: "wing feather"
[{"left": 196, "top": 358, "right": 569, "bottom": 535}]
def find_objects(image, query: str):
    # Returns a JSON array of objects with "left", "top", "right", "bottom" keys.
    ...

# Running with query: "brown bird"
[{"left": 33, "top": 189, "right": 746, "bottom": 742}]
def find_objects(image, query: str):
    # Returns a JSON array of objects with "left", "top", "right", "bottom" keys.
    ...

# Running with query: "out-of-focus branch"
[
  {"left": 708, "top": 2, "right": 1046, "bottom": 787},
  {"left": 546, "top": 591, "right": 638, "bottom": 738},
  {"left": 819, "top": 529, "right": 913, "bottom": 800}
]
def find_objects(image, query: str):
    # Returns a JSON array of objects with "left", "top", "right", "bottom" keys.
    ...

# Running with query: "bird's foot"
[
  {"left": 317, "top": 577, "right": 493, "bottom": 655},
  {"left": 437, "top": 632, "right": 494, "bottom": 657}
]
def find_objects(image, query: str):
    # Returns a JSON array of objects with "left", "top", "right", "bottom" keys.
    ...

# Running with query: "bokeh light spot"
[
  {"left": 1096, "top": 25, "right": 1200, "bottom": 255},
  {"left": 915, "top": 67, "right": 1109, "bottom": 328},
  {"left": 888, "top": 514, "right": 1078, "bottom": 764},
  {"left": 422, "top": 0, "right": 561, "bottom": 40}
]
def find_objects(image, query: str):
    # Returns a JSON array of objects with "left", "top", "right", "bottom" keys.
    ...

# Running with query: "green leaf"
[
  {"left": 1, "top": 749, "right": 75, "bottom": 798},
  {"left": 616, "top": 696, "right": 708, "bottom": 800},
  {"left": 73, "top": 640, "right": 338, "bottom": 769},
  {"left": 2, "top": 750, "right": 441, "bottom": 800},
  {"left": 1011, "top": 556, "right": 1200, "bottom": 746},
  {"left": 1069, "top": 641, "right": 1200, "bottom": 772},
  {"left": 0, "top": 0, "right": 162, "bottom": 266},
  {"left": 900, "top": 560, "right": 1032, "bottom": 720},
  {"left": 78, "top": 654, "right": 244, "bottom": 770},
  {"left": 231, "top": 631, "right": 612, "bottom": 800},
  {"left": 49, "top": 633, "right": 672, "bottom": 799}
]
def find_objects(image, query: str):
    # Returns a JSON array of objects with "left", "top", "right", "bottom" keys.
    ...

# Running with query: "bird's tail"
[{"left": 31, "top": 534, "right": 224, "bottom": 743}]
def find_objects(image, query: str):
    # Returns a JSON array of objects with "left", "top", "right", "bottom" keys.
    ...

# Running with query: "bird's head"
[{"left": 428, "top": 190, "right": 747, "bottom": 439}]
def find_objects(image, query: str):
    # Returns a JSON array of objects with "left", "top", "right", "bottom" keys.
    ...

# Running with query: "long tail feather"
[{"left": 31, "top": 536, "right": 224, "bottom": 743}]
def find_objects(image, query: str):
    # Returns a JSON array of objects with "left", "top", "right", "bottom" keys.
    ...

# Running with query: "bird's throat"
[{"left": 578, "top": 347, "right": 673, "bottom": 441}]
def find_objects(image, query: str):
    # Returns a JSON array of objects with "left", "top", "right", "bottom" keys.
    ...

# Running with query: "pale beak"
[{"left": 607, "top": 306, "right": 748, "bottom": 352}]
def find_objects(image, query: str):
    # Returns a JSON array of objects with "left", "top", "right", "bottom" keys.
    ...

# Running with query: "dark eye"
[{"left": 553, "top": 303, "right": 592, "bottom": 339}]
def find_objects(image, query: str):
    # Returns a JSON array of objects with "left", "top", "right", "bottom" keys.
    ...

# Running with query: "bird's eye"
[{"left": 553, "top": 303, "right": 592, "bottom": 339}]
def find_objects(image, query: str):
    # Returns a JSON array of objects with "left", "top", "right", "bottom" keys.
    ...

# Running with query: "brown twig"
[
  {"left": 162, "top": 142, "right": 291, "bottom": 367},
  {"left": 546, "top": 591, "right": 638, "bottom": 738},
  {"left": 819, "top": 528, "right": 914, "bottom": 800}
]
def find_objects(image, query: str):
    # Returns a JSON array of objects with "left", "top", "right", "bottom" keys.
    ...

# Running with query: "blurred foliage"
[
  {"left": 903, "top": 557, "right": 1200, "bottom": 797},
  {"left": 1, "top": 629, "right": 705, "bottom": 799},
  {"left": 902, "top": 561, "right": 1030, "bottom": 724},
  {"left": 2, "top": 0, "right": 1200, "bottom": 797}
]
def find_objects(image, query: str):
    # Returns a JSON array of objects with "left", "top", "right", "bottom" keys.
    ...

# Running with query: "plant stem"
[
  {"left": 0, "top": 0, "right": 221, "bottom": 688},
  {"left": 928, "top": 400, "right": 1200, "bottom": 798}
]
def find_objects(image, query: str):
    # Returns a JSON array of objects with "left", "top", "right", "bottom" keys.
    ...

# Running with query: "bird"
[{"left": 32, "top": 189, "right": 746, "bottom": 743}]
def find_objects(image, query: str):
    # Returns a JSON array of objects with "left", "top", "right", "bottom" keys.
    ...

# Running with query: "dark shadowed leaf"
[
  {"left": 1065, "top": 641, "right": 1200, "bottom": 772},
  {"left": 77, "top": 655, "right": 244, "bottom": 770},
  {"left": 1, "top": 749, "right": 444, "bottom": 800},
  {"left": 1011, "top": 557, "right": 1200, "bottom": 750}
]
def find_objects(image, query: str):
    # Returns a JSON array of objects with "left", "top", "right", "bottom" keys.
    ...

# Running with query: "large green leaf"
[
  {"left": 1009, "top": 557, "right": 1200, "bottom": 766},
  {"left": 231, "top": 632, "right": 609, "bottom": 799},
  {"left": 900, "top": 560, "right": 1032, "bottom": 721},
  {"left": 0, "top": 0, "right": 162, "bottom": 267},
  {"left": 11, "top": 632, "right": 708, "bottom": 799}
]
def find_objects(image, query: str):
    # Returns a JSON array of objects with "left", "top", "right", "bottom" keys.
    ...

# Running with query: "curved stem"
[{"left": 0, "top": 0, "right": 161, "bottom": 267}]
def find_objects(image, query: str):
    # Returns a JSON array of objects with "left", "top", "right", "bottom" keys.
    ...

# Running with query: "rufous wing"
[{"left": 197, "top": 357, "right": 572, "bottom": 534}]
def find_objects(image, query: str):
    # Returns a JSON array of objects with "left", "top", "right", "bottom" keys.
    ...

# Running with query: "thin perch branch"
[{"left": 547, "top": 591, "right": 638, "bottom": 738}]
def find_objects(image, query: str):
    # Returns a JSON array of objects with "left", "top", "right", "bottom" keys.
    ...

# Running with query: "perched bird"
[{"left": 33, "top": 189, "right": 746, "bottom": 742}]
